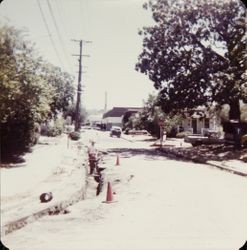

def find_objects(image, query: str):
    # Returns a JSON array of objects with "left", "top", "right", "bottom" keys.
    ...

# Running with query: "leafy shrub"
[
  {"left": 1, "top": 119, "right": 41, "bottom": 160},
  {"left": 176, "top": 131, "right": 192, "bottom": 138},
  {"left": 32, "top": 123, "right": 41, "bottom": 144},
  {"left": 40, "top": 118, "right": 64, "bottom": 137},
  {"left": 46, "top": 126, "right": 62, "bottom": 137},
  {"left": 69, "top": 131, "right": 81, "bottom": 141},
  {"left": 166, "top": 127, "right": 178, "bottom": 138}
]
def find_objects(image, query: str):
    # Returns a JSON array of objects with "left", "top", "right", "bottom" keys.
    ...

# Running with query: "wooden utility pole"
[
  {"left": 72, "top": 39, "right": 91, "bottom": 132},
  {"left": 74, "top": 40, "right": 82, "bottom": 132}
]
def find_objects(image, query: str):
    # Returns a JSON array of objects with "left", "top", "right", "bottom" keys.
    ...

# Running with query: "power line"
[
  {"left": 54, "top": 0, "right": 69, "bottom": 39},
  {"left": 46, "top": 0, "right": 73, "bottom": 72},
  {"left": 36, "top": 0, "right": 64, "bottom": 67},
  {"left": 78, "top": 0, "right": 90, "bottom": 39},
  {"left": 79, "top": 0, "right": 84, "bottom": 37}
]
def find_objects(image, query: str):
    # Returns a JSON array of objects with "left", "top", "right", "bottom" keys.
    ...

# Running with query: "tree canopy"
[
  {"left": 0, "top": 23, "right": 75, "bottom": 159},
  {"left": 136, "top": 0, "right": 246, "bottom": 121},
  {"left": 124, "top": 93, "right": 182, "bottom": 138},
  {"left": 39, "top": 63, "right": 75, "bottom": 117}
]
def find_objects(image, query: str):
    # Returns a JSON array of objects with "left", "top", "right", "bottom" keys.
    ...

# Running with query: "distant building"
[
  {"left": 85, "top": 109, "right": 105, "bottom": 128},
  {"left": 102, "top": 107, "right": 142, "bottom": 131},
  {"left": 87, "top": 114, "right": 102, "bottom": 127}
]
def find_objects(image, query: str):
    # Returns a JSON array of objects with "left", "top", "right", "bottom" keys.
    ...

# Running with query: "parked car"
[{"left": 110, "top": 126, "right": 122, "bottom": 138}]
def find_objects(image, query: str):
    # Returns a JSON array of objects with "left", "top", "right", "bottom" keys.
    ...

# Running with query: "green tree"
[
  {"left": 39, "top": 63, "right": 75, "bottom": 117},
  {"left": 0, "top": 24, "right": 54, "bottom": 159},
  {"left": 125, "top": 94, "right": 182, "bottom": 138},
  {"left": 136, "top": 0, "right": 246, "bottom": 121},
  {"left": 0, "top": 24, "right": 75, "bottom": 159},
  {"left": 63, "top": 103, "right": 88, "bottom": 127}
]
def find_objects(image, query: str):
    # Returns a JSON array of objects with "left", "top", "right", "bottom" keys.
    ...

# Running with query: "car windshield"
[{"left": 111, "top": 126, "right": 121, "bottom": 131}]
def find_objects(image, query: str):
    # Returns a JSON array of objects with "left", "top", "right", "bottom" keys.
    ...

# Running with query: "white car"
[{"left": 110, "top": 126, "right": 122, "bottom": 138}]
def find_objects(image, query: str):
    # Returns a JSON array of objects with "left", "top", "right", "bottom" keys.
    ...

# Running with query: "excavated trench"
[{"left": 1, "top": 146, "right": 92, "bottom": 236}]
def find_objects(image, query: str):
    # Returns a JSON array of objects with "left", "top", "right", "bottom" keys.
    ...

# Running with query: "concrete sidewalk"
[
  {"left": 1, "top": 135, "right": 88, "bottom": 236},
  {"left": 159, "top": 138, "right": 247, "bottom": 177},
  {"left": 122, "top": 134, "right": 247, "bottom": 177}
]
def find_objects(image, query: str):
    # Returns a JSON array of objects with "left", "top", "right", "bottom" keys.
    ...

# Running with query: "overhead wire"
[
  {"left": 54, "top": 0, "right": 80, "bottom": 74},
  {"left": 53, "top": 0, "right": 77, "bottom": 72},
  {"left": 46, "top": 0, "right": 73, "bottom": 72},
  {"left": 53, "top": 0, "right": 69, "bottom": 40},
  {"left": 36, "top": 0, "right": 64, "bottom": 67},
  {"left": 79, "top": 0, "right": 84, "bottom": 37},
  {"left": 81, "top": 0, "right": 92, "bottom": 108},
  {"left": 78, "top": 0, "right": 91, "bottom": 107},
  {"left": 84, "top": 0, "right": 90, "bottom": 38}
]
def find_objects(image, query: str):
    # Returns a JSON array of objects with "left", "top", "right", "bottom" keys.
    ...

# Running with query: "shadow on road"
[
  {"left": 181, "top": 144, "right": 247, "bottom": 162},
  {"left": 106, "top": 147, "right": 192, "bottom": 163},
  {"left": 0, "top": 155, "right": 26, "bottom": 168}
]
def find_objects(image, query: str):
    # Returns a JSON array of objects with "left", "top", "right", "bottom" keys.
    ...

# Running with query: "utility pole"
[
  {"left": 74, "top": 40, "right": 82, "bottom": 132},
  {"left": 72, "top": 39, "right": 91, "bottom": 132}
]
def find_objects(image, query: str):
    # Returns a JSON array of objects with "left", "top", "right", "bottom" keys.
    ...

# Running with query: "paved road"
[{"left": 2, "top": 130, "right": 247, "bottom": 250}]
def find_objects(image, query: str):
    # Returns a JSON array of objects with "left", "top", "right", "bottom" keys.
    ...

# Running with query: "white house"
[{"left": 181, "top": 107, "right": 221, "bottom": 135}]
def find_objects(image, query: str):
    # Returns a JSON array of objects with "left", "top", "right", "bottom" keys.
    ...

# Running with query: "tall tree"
[
  {"left": 125, "top": 93, "right": 182, "bottom": 138},
  {"left": 0, "top": 24, "right": 54, "bottom": 158},
  {"left": 63, "top": 103, "right": 88, "bottom": 126},
  {"left": 39, "top": 63, "right": 75, "bottom": 117},
  {"left": 136, "top": 0, "right": 246, "bottom": 121},
  {"left": 0, "top": 23, "right": 74, "bottom": 159}
]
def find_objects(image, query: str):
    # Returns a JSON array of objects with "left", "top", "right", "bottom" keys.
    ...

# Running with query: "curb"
[
  {"left": 120, "top": 136, "right": 134, "bottom": 143},
  {"left": 2, "top": 187, "right": 87, "bottom": 236},
  {"left": 206, "top": 162, "right": 247, "bottom": 177},
  {"left": 157, "top": 147, "right": 247, "bottom": 177}
]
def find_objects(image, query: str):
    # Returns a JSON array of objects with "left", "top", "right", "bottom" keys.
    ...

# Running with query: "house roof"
[{"left": 102, "top": 107, "right": 142, "bottom": 118}]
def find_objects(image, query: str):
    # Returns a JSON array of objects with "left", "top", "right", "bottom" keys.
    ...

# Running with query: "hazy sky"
[{"left": 0, "top": 0, "right": 157, "bottom": 110}]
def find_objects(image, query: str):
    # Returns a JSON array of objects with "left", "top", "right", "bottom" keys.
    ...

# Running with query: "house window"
[{"left": 204, "top": 118, "right": 210, "bottom": 128}]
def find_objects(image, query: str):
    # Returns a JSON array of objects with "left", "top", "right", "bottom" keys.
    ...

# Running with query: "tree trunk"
[
  {"left": 229, "top": 99, "right": 241, "bottom": 121},
  {"left": 229, "top": 99, "right": 241, "bottom": 149}
]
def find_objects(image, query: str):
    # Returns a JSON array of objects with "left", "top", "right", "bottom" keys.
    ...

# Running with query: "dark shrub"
[
  {"left": 69, "top": 131, "right": 80, "bottom": 141},
  {"left": 40, "top": 119, "right": 64, "bottom": 137},
  {"left": 176, "top": 131, "right": 192, "bottom": 138},
  {"left": 1, "top": 119, "right": 39, "bottom": 161}
]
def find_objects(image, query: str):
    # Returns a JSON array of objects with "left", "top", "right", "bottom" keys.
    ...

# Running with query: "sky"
[{"left": 0, "top": 0, "right": 157, "bottom": 110}]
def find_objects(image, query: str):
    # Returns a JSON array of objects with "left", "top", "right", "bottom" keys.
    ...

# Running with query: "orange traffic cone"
[
  {"left": 103, "top": 182, "right": 115, "bottom": 203},
  {"left": 115, "top": 154, "right": 120, "bottom": 166}
]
